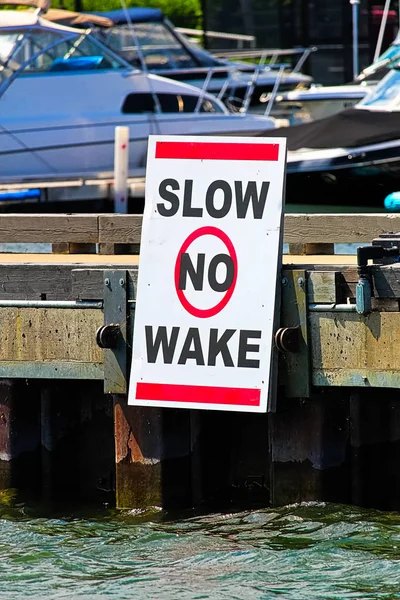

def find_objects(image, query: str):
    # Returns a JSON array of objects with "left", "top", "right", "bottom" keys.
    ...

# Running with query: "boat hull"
[
  {"left": 0, "top": 115, "right": 276, "bottom": 184},
  {"left": 0, "top": 71, "right": 276, "bottom": 184},
  {"left": 286, "top": 149, "right": 400, "bottom": 209}
]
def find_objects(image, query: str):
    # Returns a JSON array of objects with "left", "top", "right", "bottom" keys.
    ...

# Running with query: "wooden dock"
[{"left": 1, "top": 212, "right": 400, "bottom": 510}]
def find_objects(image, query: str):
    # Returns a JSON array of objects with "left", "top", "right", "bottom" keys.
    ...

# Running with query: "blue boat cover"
[
  {"left": 94, "top": 8, "right": 163, "bottom": 24},
  {"left": 49, "top": 56, "right": 109, "bottom": 71},
  {"left": 0, "top": 189, "right": 40, "bottom": 201}
]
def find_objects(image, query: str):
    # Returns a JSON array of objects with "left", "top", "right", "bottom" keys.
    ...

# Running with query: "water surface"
[{"left": 1, "top": 501, "right": 400, "bottom": 599}]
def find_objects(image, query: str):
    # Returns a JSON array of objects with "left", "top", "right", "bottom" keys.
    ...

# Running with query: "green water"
[{"left": 1, "top": 502, "right": 400, "bottom": 599}]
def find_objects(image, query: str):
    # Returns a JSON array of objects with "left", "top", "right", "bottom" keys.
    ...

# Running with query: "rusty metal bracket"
[
  {"left": 280, "top": 269, "right": 311, "bottom": 398},
  {"left": 102, "top": 270, "right": 128, "bottom": 394}
]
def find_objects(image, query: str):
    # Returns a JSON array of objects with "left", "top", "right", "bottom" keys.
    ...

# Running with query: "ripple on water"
[{"left": 0, "top": 503, "right": 400, "bottom": 599}]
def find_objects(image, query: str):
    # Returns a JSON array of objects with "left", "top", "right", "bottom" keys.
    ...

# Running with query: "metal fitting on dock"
[
  {"left": 356, "top": 245, "right": 400, "bottom": 315},
  {"left": 308, "top": 303, "right": 357, "bottom": 313},
  {"left": 0, "top": 300, "right": 103, "bottom": 309},
  {"left": 96, "top": 324, "right": 121, "bottom": 349}
]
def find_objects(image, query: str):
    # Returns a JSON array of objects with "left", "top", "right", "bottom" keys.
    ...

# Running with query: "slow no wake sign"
[{"left": 128, "top": 135, "right": 287, "bottom": 412}]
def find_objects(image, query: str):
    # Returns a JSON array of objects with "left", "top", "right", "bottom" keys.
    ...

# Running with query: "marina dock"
[{"left": 1, "top": 213, "right": 400, "bottom": 510}]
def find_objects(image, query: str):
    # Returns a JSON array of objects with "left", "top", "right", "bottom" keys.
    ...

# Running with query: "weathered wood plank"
[
  {"left": 98, "top": 213, "right": 400, "bottom": 246},
  {"left": 307, "top": 271, "right": 338, "bottom": 303},
  {"left": 99, "top": 215, "right": 142, "bottom": 245},
  {"left": 72, "top": 268, "right": 137, "bottom": 300},
  {"left": 0, "top": 215, "right": 99, "bottom": 243},
  {"left": 0, "top": 213, "right": 394, "bottom": 246},
  {"left": 97, "top": 213, "right": 400, "bottom": 245},
  {"left": 98, "top": 243, "right": 117, "bottom": 256},
  {"left": 287, "top": 264, "right": 400, "bottom": 300},
  {"left": 0, "top": 263, "right": 137, "bottom": 300},
  {"left": 0, "top": 265, "right": 73, "bottom": 300},
  {"left": 0, "top": 261, "right": 398, "bottom": 303},
  {"left": 284, "top": 214, "right": 400, "bottom": 244}
]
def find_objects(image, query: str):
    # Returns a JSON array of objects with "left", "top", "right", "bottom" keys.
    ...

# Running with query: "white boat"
[
  {"left": 274, "top": 83, "right": 373, "bottom": 123},
  {"left": 52, "top": 7, "right": 314, "bottom": 114},
  {"left": 274, "top": 30, "right": 400, "bottom": 123},
  {"left": 258, "top": 65, "right": 400, "bottom": 210},
  {"left": 0, "top": 6, "right": 278, "bottom": 186}
]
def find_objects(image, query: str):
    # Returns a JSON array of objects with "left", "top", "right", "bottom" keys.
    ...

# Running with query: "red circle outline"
[{"left": 174, "top": 226, "right": 238, "bottom": 318}]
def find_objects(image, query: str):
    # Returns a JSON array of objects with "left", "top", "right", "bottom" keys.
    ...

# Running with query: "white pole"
[
  {"left": 373, "top": 0, "right": 391, "bottom": 62},
  {"left": 350, "top": 0, "right": 360, "bottom": 80},
  {"left": 114, "top": 126, "right": 129, "bottom": 214}
]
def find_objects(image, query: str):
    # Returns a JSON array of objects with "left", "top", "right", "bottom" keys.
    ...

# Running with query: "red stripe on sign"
[
  {"left": 136, "top": 383, "right": 261, "bottom": 406},
  {"left": 155, "top": 141, "right": 279, "bottom": 161}
]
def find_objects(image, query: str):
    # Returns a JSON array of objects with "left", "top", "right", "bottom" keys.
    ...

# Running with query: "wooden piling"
[
  {"left": 0, "top": 380, "right": 17, "bottom": 490},
  {"left": 114, "top": 397, "right": 203, "bottom": 510},
  {"left": 0, "top": 380, "right": 41, "bottom": 496},
  {"left": 269, "top": 392, "right": 351, "bottom": 506},
  {"left": 114, "top": 398, "right": 163, "bottom": 509},
  {"left": 40, "top": 381, "right": 115, "bottom": 505}
]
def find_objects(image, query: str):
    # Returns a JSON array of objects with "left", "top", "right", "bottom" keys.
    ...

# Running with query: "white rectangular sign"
[{"left": 129, "top": 135, "right": 287, "bottom": 412}]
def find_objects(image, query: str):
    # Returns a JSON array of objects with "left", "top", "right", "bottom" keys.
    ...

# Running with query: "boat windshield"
[
  {"left": 356, "top": 39, "right": 400, "bottom": 83},
  {"left": 357, "top": 65, "right": 400, "bottom": 110},
  {"left": 98, "top": 22, "right": 204, "bottom": 70},
  {"left": 0, "top": 20, "right": 127, "bottom": 92},
  {"left": 375, "top": 41, "right": 400, "bottom": 65}
]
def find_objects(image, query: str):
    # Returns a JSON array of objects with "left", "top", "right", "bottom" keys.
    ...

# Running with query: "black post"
[
  {"left": 200, "top": 0, "right": 208, "bottom": 49},
  {"left": 342, "top": 0, "right": 354, "bottom": 82},
  {"left": 300, "top": 0, "right": 309, "bottom": 46}
]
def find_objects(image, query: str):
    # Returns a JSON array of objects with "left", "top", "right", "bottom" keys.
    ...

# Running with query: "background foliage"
[{"left": 51, "top": 0, "right": 202, "bottom": 27}]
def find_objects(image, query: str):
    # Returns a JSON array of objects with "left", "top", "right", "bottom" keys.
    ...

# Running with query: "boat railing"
[
  {"left": 205, "top": 46, "right": 317, "bottom": 115},
  {"left": 212, "top": 46, "right": 317, "bottom": 67},
  {"left": 194, "top": 69, "right": 216, "bottom": 112},
  {"left": 263, "top": 65, "right": 286, "bottom": 116},
  {"left": 200, "top": 50, "right": 309, "bottom": 116},
  {"left": 292, "top": 47, "right": 317, "bottom": 73},
  {"left": 113, "top": 21, "right": 315, "bottom": 116},
  {"left": 175, "top": 27, "right": 256, "bottom": 49},
  {"left": 191, "top": 63, "right": 264, "bottom": 115}
]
